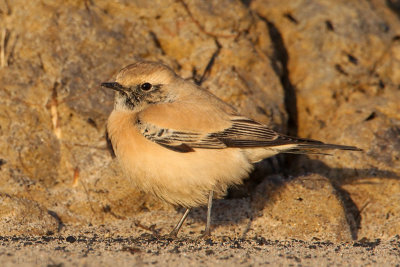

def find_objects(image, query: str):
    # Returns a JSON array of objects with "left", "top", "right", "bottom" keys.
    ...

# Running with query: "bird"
[{"left": 102, "top": 61, "right": 361, "bottom": 238}]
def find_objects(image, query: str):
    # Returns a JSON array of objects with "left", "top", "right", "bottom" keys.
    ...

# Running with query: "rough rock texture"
[
  {"left": 0, "top": 0, "right": 399, "bottom": 255},
  {"left": 252, "top": 0, "right": 400, "bottom": 240},
  {"left": 250, "top": 174, "right": 353, "bottom": 242},
  {"left": 0, "top": 193, "right": 59, "bottom": 235}
]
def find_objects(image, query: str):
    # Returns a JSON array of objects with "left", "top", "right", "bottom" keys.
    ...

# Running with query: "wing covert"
[{"left": 136, "top": 119, "right": 227, "bottom": 152}]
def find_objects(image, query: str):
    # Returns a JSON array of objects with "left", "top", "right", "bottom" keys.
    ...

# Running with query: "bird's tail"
[{"left": 281, "top": 137, "right": 362, "bottom": 155}]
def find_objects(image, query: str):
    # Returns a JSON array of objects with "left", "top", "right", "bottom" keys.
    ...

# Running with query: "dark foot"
[
  {"left": 166, "top": 230, "right": 179, "bottom": 239},
  {"left": 138, "top": 232, "right": 161, "bottom": 240},
  {"left": 199, "top": 230, "right": 211, "bottom": 239},
  {"left": 134, "top": 220, "right": 160, "bottom": 238}
]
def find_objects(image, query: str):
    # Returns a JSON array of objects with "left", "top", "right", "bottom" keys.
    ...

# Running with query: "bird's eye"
[{"left": 140, "top": 82, "right": 152, "bottom": 91}]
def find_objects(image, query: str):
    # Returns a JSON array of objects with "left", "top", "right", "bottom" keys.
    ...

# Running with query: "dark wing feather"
[{"left": 209, "top": 118, "right": 326, "bottom": 148}]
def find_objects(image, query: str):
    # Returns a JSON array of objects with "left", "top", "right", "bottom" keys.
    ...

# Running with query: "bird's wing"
[
  {"left": 136, "top": 103, "right": 361, "bottom": 153},
  {"left": 137, "top": 111, "right": 319, "bottom": 153}
]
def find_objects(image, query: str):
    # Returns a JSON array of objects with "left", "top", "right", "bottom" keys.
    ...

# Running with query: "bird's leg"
[
  {"left": 169, "top": 208, "right": 190, "bottom": 238},
  {"left": 201, "top": 190, "right": 214, "bottom": 238}
]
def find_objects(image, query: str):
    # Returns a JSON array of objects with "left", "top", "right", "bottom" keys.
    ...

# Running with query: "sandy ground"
[
  {"left": 1, "top": 204, "right": 400, "bottom": 267},
  {"left": 1, "top": 223, "right": 399, "bottom": 267}
]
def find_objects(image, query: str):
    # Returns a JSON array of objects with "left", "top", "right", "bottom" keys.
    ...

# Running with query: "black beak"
[{"left": 101, "top": 82, "right": 126, "bottom": 93}]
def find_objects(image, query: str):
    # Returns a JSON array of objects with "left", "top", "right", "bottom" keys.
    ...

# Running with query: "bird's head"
[{"left": 102, "top": 61, "right": 179, "bottom": 111}]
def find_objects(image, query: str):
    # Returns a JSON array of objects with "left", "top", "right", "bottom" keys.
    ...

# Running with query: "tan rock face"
[
  {"left": 252, "top": 0, "right": 400, "bottom": 239},
  {"left": 0, "top": 194, "right": 59, "bottom": 235},
  {"left": 0, "top": 0, "right": 398, "bottom": 241},
  {"left": 250, "top": 174, "right": 353, "bottom": 242}
]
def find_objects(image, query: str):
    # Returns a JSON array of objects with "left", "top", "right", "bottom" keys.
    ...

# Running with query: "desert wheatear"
[{"left": 102, "top": 61, "right": 361, "bottom": 237}]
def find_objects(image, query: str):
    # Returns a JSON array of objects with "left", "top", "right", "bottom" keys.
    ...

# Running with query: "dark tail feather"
[
  {"left": 282, "top": 148, "right": 333, "bottom": 156},
  {"left": 280, "top": 134, "right": 362, "bottom": 154},
  {"left": 280, "top": 134, "right": 362, "bottom": 152},
  {"left": 282, "top": 142, "right": 362, "bottom": 156},
  {"left": 296, "top": 143, "right": 362, "bottom": 151}
]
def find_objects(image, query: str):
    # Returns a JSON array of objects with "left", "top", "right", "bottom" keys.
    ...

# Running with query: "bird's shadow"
[{"left": 180, "top": 155, "right": 399, "bottom": 240}]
